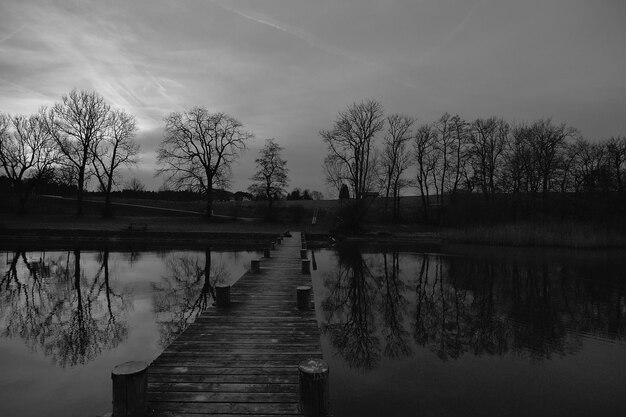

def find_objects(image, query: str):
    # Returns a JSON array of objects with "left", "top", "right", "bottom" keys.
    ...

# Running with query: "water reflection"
[
  {"left": 0, "top": 250, "right": 129, "bottom": 367},
  {"left": 152, "top": 248, "right": 230, "bottom": 347},
  {"left": 320, "top": 245, "right": 625, "bottom": 369}
]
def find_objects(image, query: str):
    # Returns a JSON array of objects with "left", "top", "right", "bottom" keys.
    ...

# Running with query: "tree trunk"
[
  {"left": 206, "top": 186, "right": 213, "bottom": 219},
  {"left": 103, "top": 176, "right": 113, "bottom": 217},
  {"left": 76, "top": 167, "right": 85, "bottom": 217}
]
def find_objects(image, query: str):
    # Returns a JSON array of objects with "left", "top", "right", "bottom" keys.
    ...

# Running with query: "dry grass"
[{"left": 443, "top": 221, "right": 626, "bottom": 248}]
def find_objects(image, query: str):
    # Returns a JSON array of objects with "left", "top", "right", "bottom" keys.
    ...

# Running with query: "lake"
[
  {"left": 1, "top": 244, "right": 624, "bottom": 416},
  {"left": 311, "top": 244, "right": 626, "bottom": 417},
  {"left": 0, "top": 248, "right": 260, "bottom": 417}
]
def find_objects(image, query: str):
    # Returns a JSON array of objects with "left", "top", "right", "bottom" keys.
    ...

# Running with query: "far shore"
[{"left": 2, "top": 212, "right": 626, "bottom": 250}]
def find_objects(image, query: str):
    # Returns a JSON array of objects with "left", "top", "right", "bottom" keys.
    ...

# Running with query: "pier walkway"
[{"left": 147, "top": 232, "right": 322, "bottom": 416}]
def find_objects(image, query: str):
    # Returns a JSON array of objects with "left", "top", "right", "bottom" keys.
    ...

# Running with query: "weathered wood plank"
[{"left": 147, "top": 232, "right": 322, "bottom": 416}]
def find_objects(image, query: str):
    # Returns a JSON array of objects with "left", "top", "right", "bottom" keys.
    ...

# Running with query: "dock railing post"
[
  {"left": 302, "top": 259, "right": 311, "bottom": 274},
  {"left": 111, "top": 361, "right": 148, "bottom": 417},
  {"left": 298, "top": 358, "right": 330, "bottom": 417},
  {"left": 297, "top": 286, "right": 312, "bottom": 310},
  {"left": 251, "top": 259, "right": 260, "bottom": 273},
  {"left": 215, "top": 284, "right": 231, "bottom": 307}
]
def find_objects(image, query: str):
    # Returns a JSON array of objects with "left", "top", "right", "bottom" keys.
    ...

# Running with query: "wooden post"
[
  {"left": 298, "top": 358, "right": 330, "bottom": 417},
  {"left": 302, "top": 242, "right": 307, "bottom": 250},
  {"left": 277, "top": 237, "right": 282, "bottom": 244},
  {"left": 302, "top": 259, "right": 311, "bottom": 274},
  {"left": 263, "top": 248, "right": 271, "bottom": 258},
  {"left": 111, "top": 361, "right": 148, "bottom": 417},
  {"left": 271, "top": 241, "right": 277, "bottom": 250},
  {"left": 251, "top": 259, "right": 260, "bottom": 273},
  {"left": 297, "top": 286, "right": 311, "bottom": 310},
  {"left": 300, "top": 249, "right": 308, "bottom": 259},
  {"left": 215, "top": 284, "right": 231, "bottom": 307}
]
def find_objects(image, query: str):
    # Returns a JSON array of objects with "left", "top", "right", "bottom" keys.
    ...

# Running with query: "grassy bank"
[{"left": 442, "top": 221, "right": 626, "bottom": 248}]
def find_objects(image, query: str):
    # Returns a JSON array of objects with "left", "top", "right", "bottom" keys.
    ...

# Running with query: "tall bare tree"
[
  {"left": 91, "top": 109, "right": 139, "bottom": 217},
  {"left": 45, "top": 90, "right": 111, "bottom": 216},
  {"left": 413, "top": 124, "right": 438, "bottom": 221},
  {"left": 321, "top": 99, "right": 385, "bottom": 229},
  {"left": 528, "top": 119, "right": 578, "bottom": 194},
  {"left": 248, "top": 138, "right": 289, "bottom": 220},
  {"left": 468, "top": 117, "right": 509, "bottom": 199},
  {"left": 157, "top": 108, "right": 252, "bottom": 218},
  {"left": 606, "top": 136, "right": 626, "bottom": 192},
  {"left": 0, "top": 112, "right": 59, "bottom": 213},
  {"left": 380, "top": 114, "right": 414, "bottom": 221}
]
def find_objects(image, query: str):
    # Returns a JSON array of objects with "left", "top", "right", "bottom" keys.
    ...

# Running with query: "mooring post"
[
  {"left": 300, "top": 249, "right": 308, "bottom": 259},
  {"left": 263, "top": 248, "right": 271, "bottom": 258},
  {"left": 251, "top": 259, "right": 260, "bottom": 273},
  {"left": 111, "top": 361, "right": 148, "bottom": 417},
  {"left": 302, "top": 259, "right": 311, "bottom": 274},
  {"left": 297, "top": 286, "right": 312, "bottom": 310},
  {"left": 215, "top": 284, "right": 231, "bottom": 307},
  {"left": 298, "top": 358, "right": 330, "bottom": 417}
]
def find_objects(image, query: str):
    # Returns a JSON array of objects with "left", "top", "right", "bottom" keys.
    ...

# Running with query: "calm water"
[
  {"left": 1, "top": 245, "right": 625, "bottom": 417},
  {"left": 0, "top": 248, "right": 259, "bottom": 417},
  {"left": 311, "top": 244, "right": 626, "bottom": 417}
]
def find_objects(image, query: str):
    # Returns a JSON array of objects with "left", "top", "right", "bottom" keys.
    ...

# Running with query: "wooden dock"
[{"left": 147, "top": 232, "right": 322, "bottom": 416}]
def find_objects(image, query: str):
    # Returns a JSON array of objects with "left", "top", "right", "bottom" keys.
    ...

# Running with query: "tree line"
[
  {"left": 0, "top": 90, "right": 301, "bottom": 219},
  {"left": 321, "top": 99, "right": 626, "bottom": 228},
  {"left": 0, "top": 90, "right": 139, "bottom": 216}
]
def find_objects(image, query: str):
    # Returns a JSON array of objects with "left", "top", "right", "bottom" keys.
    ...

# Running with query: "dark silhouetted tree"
[
  {"left": 248, "top": 138, "right": 289, "bottom": 220},
  {"left": 91, "top": 109, "right": 139, "bottom": 217},
  {"left": 0, "top": 112, "right": 60, "bottom": 212},
  {"left": 157, "top": 108, "right": 252, "bottom": 218},
  {"left": 45, "top": 90, "right": 111, "bottom": 216}
]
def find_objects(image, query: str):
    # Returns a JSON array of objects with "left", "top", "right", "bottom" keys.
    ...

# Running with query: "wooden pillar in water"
[
  {"left": 302, "top": 259, "right": 311, "bottom": 274},
  {"left": 215, "top": 284, "right": 231, "bottom": 307},
  {"left": 111, "top": 361, "right": 148, "bottom": 417},
  {"left": 297, "top": 286, "right": 311, "bottom": 310},
  {"left": 263, "top": 248, "right": 271, "bottom": 258},
  {"left": 251, "top": 259, "right": 260, "bottom": 273},
  {"left": 298, "top": 358, "right": 330, "bottom": 417}
]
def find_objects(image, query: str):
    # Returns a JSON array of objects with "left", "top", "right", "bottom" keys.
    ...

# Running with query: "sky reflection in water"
[
  {"left": 312, "top": 244, "right": 626, "bottom": 417},
  {"left": 0, "top": 248, "right": 257, "bottom": 417}
]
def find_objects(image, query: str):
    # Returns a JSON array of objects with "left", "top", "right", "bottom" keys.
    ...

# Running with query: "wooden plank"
[
  {"left": 149, "top": 402, "right": 300, "bottom": 414},
  {"left": 147, "top": 232, "right": 322, "bottom": 416}
]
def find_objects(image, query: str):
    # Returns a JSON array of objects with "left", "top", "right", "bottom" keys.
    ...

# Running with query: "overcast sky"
[{"left": 1, "top": 0, "right": 625, "bottom": 194}]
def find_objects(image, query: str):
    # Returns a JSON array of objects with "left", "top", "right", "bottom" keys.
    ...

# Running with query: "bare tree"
[
  {"left": 606, "top": 136, "right": 626, "bottom": 192},
  {"left": 468, "top": 117, "right": 509, "bottom": 199},
  {"left": 320, "top": 99, "right": 385, "bottom": 229},
  {"left": 528, "top": 119, "right": 578, "bottom": 194},
  {"left": 0, "top": 112, "right": 59, "bottom": 213},
  {"left": 157, "top": 108, "right": 252, "bottom": 218},
  {"left": 380, "top": 114, "right": 414, "bottom": 221},
  {"left": 91, "top": 109, "right": 139, "bottom": 217},
  {"left": 126, "top": 177, "right": 146, "bottom": 193},
  {"left": 248, "top": 138, "right": 289, "bottom": 220},
  {"left": 45, "top": 90, "right": 111, "bottom": 216},
  {"left": 413, "top": 124, "right": 438, "bottom": 221}
]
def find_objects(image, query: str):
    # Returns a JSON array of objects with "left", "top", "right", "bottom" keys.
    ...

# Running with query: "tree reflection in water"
[
  {"left": 0, "top": 250, "right": 129, "bottom": 367},
  {"left": 320, "top": 245, "right": 625, "bottom": 370},
  {"left": 152, "top": 248, "right": 230, "bottom": 347}
]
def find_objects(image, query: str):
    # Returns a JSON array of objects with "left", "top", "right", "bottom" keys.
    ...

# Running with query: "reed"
[{"left": 443, "top": 221, "right": 626, "bottom": 248}]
